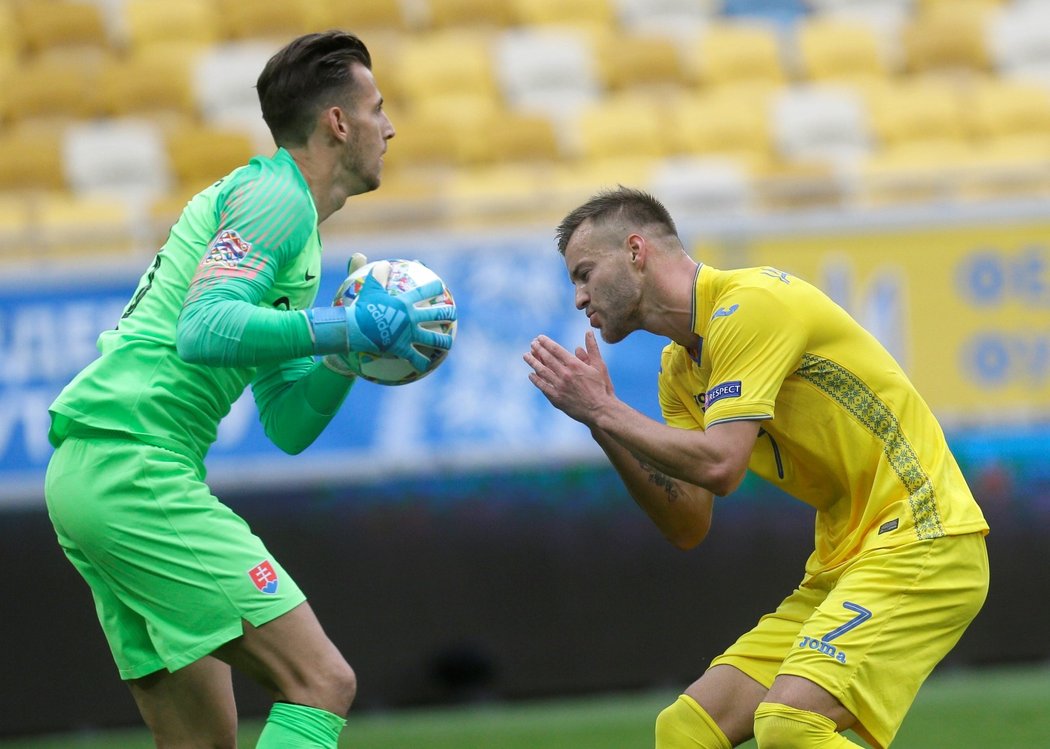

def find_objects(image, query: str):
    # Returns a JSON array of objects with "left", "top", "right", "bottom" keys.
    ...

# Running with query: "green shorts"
[
  {"left": 44, "top": 433, "right": 306, "bottom": 680},
  {"left": 710, "top": 532, "right": 989, "bottom": 749}
]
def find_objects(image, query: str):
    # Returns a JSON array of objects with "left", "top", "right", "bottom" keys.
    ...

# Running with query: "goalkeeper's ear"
[{"left": 347, "top": 252, "right": 368, "bottom": 276}]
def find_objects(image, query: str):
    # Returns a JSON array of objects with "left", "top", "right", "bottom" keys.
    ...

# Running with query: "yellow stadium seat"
[
  {"left": 862, "top": 79, "right": 969, "bottom": 148},
  {"left": 796, "top": 17, "right": 890, "bottom": 83},
  {"left": 444, "top": 164, "right": 552, "bottom": 228},
  {"left": 214, "top": 0, "right": 312, "bottom": 41},
  {"left": 0, "top": 3, "right": 22, "bottom": 71},
  {"left": 965, "top": 79, "right": 1050, "bottom": 141},
  {"left": 122, "top": 0, "right": 220, "bottom": 52},
  {"left": 575, "top": 93, "right": 669, "bottom": 162},
  {"left": 690, "top": 21, "right": 786, "bottom": 89},
  {"left": 593, "top": 30, "right": 687, "bottom": 93},
  {"left": 311, "top": 0, "right": 412, "bottom": 33},
  {"left": 548, "top": 155, "right": 656, "bottom": 208},
  {"left": 667, "top": 86, "right": 775, "bottom": 171},
  {"left": 98, "top": 46, "right": 202, "bottom": 124},
  {"left": 36, "top": 193, "right": 138, "bottom": 258},
  {"left": 165, "top": 123, "right": 258, "bottom": 194},
  {"left": 902, "top": 1, "right": 997, "bottom": 75},
  {"left": 0, "top": 127, "right": 68, "bottom": 193},
  {"left": 5, "top": 57, "right": 105, "bottom": 126},
  {"left": 509, "top": 0, "right": 616, "bottom": 29},
  {"left": 16, "top": 1, "right": 110, "bottom": 57},
  {"left": 392, "top": 30, "right": 499, "bottom": 107},
  {"left": 469, "top": 110, "right": 561, "bottom": 166},
  {"left": 857, "top": 139, "right": 977, "bottom": 206},
  {"left": 425, "top": 0, "right": 515, "bottom": 30}
]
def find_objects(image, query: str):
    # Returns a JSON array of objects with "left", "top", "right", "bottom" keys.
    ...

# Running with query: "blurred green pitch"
[{"left": 3, "top": 664, "right": 1046, "bottom": 748}]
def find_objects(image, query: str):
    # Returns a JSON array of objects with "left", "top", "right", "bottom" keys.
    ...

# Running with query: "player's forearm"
[
  {"left": 176, "top": 299, "right": 316, "bottom": 367},
  {"left": 591, "top": 425, "right": 713, "bottom": 549},
  {"left": 256, "top": 359, "right": 355, "bottom": 454},
  {"left": 592, "top": 399, "right": 746, "bottom": 496}
]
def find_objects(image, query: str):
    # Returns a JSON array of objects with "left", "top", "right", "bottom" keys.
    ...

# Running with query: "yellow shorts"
[{"left": 710, "top": 532, "right": 988, "bottom": 749}]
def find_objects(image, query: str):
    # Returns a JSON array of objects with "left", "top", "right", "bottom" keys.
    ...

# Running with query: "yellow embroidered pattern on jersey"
[{"left": 796, "top": 353, "right": 946, "bottom": 540}]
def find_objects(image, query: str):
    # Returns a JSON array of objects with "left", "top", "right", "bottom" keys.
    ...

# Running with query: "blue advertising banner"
[{"left": 0, "top": 233, "right": 667, "bottom": 507}]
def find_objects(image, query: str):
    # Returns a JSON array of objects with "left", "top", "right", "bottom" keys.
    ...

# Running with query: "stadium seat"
[
  {"left": 987, "top": 1, "right": 1050, "bottom": 85},
  {"left": 456, "top": 108, "right": 562, "bottom": 166},
  {"left": 423, "top": 0, "right": 514, "bottom": 30},
  {"left": 98, "top": 45, "right": 201, "bottom": 125},
  {"left": 213, "top": 0, "right": 312, "bottom": 41},
  {"left": 548, "top": 155, "right": 657, "bottom": 209},
  {"left": 193, "top": 41, "right": 279, "bottom": 147},
  {"left": 902, "top": 1, "right": 998, "bottom": 75},
  {"left": 494, "top": 27, "right": 602, "bottom": 133},
  {"left": 856, "top": 139, "right": 977, "bottom": 206},
  {"left": 772, "top": 84, "right": 872, "bottom": 172},
  {"left": 0, "top": 3, "right": 21, "bottom": 70},
  {"left": 667, "top": 86, "right": 776, "bottom": 172},
  {"left": 575, "top": 93, "right": 669, "bottom": 163},
  {"left": 804, "top": 0, "right": 912, "bottom": 71},
  {"left": 796, "top": 16, "right": 890, "bottom": 83},
  {"left": 508, "top": 0, "right": 617, "bottom": 30},
  {"left": 311, "top": 0, "right": 413, "bottom": 32},
  {"left": 613, "top": 0, "right": 716, "bottom": 37},
  {"left": 165, "top": 123, "right": 258, "bottom": 194},
  {"left": 0, "top": 127, "right": 68, "bottom": 193},
  {"left": 4, "top": 56, "right": 105, "bottom": 126},
  {"left": 648, "top": 155, "right": 755, "bottom": 218},
  {"left": 121, "top": 0, "right": 221, "bottom": 52},
  {"left": 965, "top": 79, "right": 1050, "bottom": 142},
  {"left": 35, "top": 193, "right": 139, "bottom": 257},
  {"left": 62, "top": 118, "right": 172, "bottom": 205},
  {"left": 443, "top": 164, "right": 552, "bottom": 227},
  {"left": 15, "top": 0, "right": 111, "bottom": 58},
  {"left": 593, "top": 29, "right": 688, "bottom": 93},
  {"left": 689, "top": 21, "right": 787, "bottom": 89},
  {"left": 391, "top": 30, "right": 499, "bottom": 110},
  {"left": 862, "top": 78, "right": 968, "bottom": 148}
]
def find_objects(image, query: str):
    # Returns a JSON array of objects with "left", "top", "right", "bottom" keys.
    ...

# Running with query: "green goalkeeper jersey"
[{"left": 49, "top": 148, "right": 327, "bottom": 462}]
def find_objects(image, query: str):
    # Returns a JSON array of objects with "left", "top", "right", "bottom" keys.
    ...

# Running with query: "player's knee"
[
  {"left": 655, "top": 695, "right": 731, "bottom": 749},
  {"left": 753, "top": 702, "right": 844, "bottom": 748},
  {"left": 323, "top": 659, "right": 357, "bottom": 713}
]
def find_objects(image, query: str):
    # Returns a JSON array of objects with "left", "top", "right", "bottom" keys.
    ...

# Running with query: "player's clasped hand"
[
  {"left": 348, "top": 273, "right": 456, "bottom": 372},
  {"left": 524, "top": 331, "right": 614, "bottom": 425}
]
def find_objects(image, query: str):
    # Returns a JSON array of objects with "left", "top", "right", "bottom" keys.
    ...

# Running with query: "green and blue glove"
[{"left": 307, "top": 254, "right": 456, "bottom": 375}]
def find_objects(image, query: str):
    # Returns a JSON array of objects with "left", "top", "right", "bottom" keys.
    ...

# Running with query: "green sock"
[{"left": 256, "top": 702, "right": 346, "bottom": 748}]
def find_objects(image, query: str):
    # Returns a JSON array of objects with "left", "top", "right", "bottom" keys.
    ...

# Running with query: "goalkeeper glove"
[{"left": 306, "top": 255, "right": 456, "bottom": 374}]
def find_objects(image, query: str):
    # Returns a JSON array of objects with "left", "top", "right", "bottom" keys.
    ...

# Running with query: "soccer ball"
[{"left": 333, "top": 258, "right": 457, "bottom": 385}]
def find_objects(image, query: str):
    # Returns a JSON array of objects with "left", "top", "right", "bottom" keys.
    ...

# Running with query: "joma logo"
[
  {"left": 798, "top": 602, "right": 873, "bottom": 665},
  {"left": 799, "top": 635, "right": 847, "bottom": 664}
]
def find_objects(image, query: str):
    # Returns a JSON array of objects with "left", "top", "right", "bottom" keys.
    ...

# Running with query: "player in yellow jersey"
[{"left": 524, "top": 187, "right": 988, "bottom": 748}]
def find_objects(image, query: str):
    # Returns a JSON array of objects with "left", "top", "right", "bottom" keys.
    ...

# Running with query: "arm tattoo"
[{"left": 637, "top": 459, "right": 679, "bottom": 503}]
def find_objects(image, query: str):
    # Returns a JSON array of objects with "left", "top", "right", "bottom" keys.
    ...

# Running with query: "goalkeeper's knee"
[
  {"left": 753, "top": 702, "right": 856, "bottom": 748},
  {"left": 655, "top": 694, "right": 731, "bottom": 749}
]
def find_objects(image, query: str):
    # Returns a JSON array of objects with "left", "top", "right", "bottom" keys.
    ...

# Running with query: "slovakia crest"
[
  {"left": 248, "top": 560, "right": 279, "bottom": 594},
  {"left": 204, "top": 229, "right": 251, "bottom": 268}
]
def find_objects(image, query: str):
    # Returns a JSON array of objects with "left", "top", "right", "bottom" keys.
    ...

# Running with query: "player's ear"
[
  {"left": 324, "top": 106, "right": 351, "bottom": 142},
  {"left": 627, "top": 233, "right": 646, "bottom": 268}
]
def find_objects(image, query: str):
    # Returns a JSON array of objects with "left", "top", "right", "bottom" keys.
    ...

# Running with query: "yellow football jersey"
[{"left": 658, "top": 265, "right": 989, "bottom": 574}]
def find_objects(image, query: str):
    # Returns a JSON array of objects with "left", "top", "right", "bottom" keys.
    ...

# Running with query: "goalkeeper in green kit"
[{"left": 43, "top": 31, "right": 453, "bottom": 749}]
